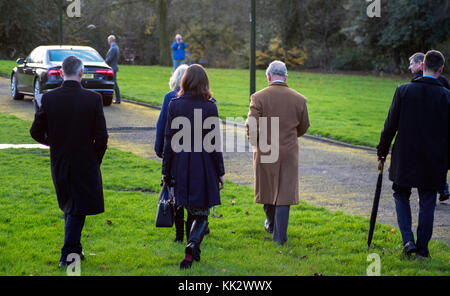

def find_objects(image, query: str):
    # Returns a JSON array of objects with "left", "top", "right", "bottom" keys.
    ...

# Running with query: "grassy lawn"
[
  {"left": 0, "top": 113, "right": 449, "bottom": 276},
  {"left": 0, "top": 60, "right": 407, "bottom": 147}
]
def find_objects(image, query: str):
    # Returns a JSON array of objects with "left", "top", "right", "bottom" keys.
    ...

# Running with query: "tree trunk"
[{"left": 158, "top": 0, "right": 170, "bottom": 66}]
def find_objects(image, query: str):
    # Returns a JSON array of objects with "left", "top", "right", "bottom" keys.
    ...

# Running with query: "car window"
[
  {"left": 26, "top": 48, "right": 38, "bottom": 63},
  {"left": 27, "top": 47, "right": 44, "bottom": 64},
  {"left": 40, "top": 49, "right": 48, "bottom": 64},
  {"left": 48, "top": 49, "right": 104, "bottom": 62}
]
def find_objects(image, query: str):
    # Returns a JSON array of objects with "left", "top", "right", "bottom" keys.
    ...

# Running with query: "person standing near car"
[
  {"left": 30, "top": 55, "right": 109, "bottom": 268},
  {"left": 106, "top": 35, "right": 121, "bottom": 104},
  {"left": 378, "top": 50, "right": 449, "bottom": 259},
  {"left": 171, "top": 34, "right": 187, "bottom": 72}
]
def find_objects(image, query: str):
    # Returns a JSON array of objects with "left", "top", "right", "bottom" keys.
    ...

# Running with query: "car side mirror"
[{"left": 16, "top": 58, "right": 25, "bottom": 65}]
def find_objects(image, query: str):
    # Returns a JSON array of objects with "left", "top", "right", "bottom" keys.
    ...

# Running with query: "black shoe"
[
  {"left": 180, "top": 246, "right": 194, "bottom": 269},
  {"left": 439, "top": 193, "right": 449, "bottom": 202},
  {"left": 58, "top": 252, "right": 85, "bottom": 268},
  {"left": 416, "top": 253, "right": 431, "bottom": 260},
  {"left": 264, "top": 219, "right": 273, "bottom": 234},
  {"left": 403, "top": 241, "right": 417, "bottom": 256},
  {"left": 114, "top": 100, "right": 121, "bottom": 104}
]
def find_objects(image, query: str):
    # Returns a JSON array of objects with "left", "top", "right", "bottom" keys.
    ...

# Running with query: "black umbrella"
[{"left": 367, "top": 161, "right": 384, "bottom": 250}]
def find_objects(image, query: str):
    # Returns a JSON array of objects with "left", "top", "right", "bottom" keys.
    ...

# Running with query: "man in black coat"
[
  {"left": 30, "top": 56, "right": 109, "bottom": 267},
  {"left": 409, "top": 52, "right": 450, "bottom": 201},
  {"left": 378, "top": 50, "right": 450, "bottom": 259}
]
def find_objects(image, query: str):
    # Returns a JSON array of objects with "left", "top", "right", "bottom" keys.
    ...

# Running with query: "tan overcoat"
[{"left": 246, "top": 82, "right": 310, "bottom": 205}]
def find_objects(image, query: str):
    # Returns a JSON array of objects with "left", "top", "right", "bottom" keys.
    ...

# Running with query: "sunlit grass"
[{"left": 0, "top": 114, "right": 448, "bottom": 276}]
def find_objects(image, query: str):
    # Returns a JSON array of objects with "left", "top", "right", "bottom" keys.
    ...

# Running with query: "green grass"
[
  {"left": 0, "top": 113, "right": 449, "bottom": 276},
  {"left": 117, "top": 65, "right": 407, "bottom": 147},
  {"left": 0, "top": 60, "right": 407, "bottom": 147},
  {"left": 0, "top": 60, "right": 15, "bottom": 78}
]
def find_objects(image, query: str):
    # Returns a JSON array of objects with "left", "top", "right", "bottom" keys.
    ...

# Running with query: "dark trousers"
[
  {"left": 393, "top": 183, "right": 437, "bottom": 257},
  {"left": 113, "top": 71, "right": 121, "bottom": 101},
  {"left": 264, "top": 204, "right": 290, "bottom": 245},
  {"left": 60, "top": 213, "right": 86, "bottom": 262},
  {"left": 438, "top": 183, "right": 449, "bottom": 195}
]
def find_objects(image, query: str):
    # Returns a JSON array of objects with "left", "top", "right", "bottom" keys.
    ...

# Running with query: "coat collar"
[
  {"left": 412, "top": 70, "right": 423, "bottom": 81},
  {"left": 62, "top": 80, "right": 82, "bottom": 88},
  {"left": 412, "top": 76, "right": 445, "bottom": 87},
  {"left": 269, "top": 82, "right": 289, "bottom": 87}
]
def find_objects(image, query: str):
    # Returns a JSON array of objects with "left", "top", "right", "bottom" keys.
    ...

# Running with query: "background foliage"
[{"left": 0, "top": 0, "right": 448, "bottom": 73}]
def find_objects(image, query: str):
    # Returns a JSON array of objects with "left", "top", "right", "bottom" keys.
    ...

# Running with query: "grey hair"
[
  {"left": 266, "top": 60, "right": 287, "bottom": 77},
  {"left": 409, "top": 52, "right": 424, "bottom": 64},
  {"left": 108, "top": 35, "right": 116, "bottom": 42},
  {"left": 62, "top": 55, "right": 84, "bottom": 77},
  {"left": 169, "top": 64, "right": 189, "bottom": 90}
]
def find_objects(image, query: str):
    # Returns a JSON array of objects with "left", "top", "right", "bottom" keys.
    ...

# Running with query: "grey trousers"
[{"left": 264, "top": 204, "right": 290, "bottom": 245}]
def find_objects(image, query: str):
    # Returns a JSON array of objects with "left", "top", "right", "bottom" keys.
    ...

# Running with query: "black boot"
[
  {"left": 185, "top": 213, "right": 194, "bottom": 242},
  {"left": 180, "top": 217, "right": 209, "bottom": 269},
  {"left": 174, "top": 206, "right": 185, "bottom": 243}
]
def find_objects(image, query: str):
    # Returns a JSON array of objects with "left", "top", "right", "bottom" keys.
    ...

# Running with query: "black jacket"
[
  {"left": 30, "top": 80, "right": 109, "bottom": 215},
  {"left": 413, "top": 70, "right": 450, "bottom": 89},
  {"left": 162, "top": 93, "right": 225, "bottom": 208},
  {"left": 377, "top": 77, "right": 450, "bottom": 190}
]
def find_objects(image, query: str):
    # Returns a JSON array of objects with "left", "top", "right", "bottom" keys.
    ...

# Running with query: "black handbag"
[{"left": 155, "top": 184, "right": 174, "bottom": 227}]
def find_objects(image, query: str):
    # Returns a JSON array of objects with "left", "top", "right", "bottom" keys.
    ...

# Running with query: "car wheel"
[
  {"left": 102, "top": 94, "right": 113, "bottom": 106},
  {"left": 33, "top": 79, "right": 42, "bottom": 112},
  {"left": 11, "top": 74, "right": 24, "bottom": 100}
]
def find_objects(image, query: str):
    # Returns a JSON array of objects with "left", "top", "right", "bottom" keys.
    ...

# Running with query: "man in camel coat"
[{"left": 246, "top": 60, "right": 310, "bottom": 245}]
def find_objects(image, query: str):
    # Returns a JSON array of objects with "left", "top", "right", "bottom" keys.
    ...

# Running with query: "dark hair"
[
  {"left": 62, "top": 55, "right": 83, "bottom": 77},
  {"left": 424, "top": 50, "right": 445, "bottom": 73},
  {"left": 178, "top": 64, "right": 212, "bottom": 101},
  {"left": 409, "top": 52, "right": 424, "bottom": 64}
]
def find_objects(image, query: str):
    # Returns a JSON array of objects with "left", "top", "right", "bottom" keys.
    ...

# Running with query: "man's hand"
[
  {"left": 219, "top": 176, "right": 225, "bottom": 190},
  {"left": 377, "top": 156, "right": 386, "bottom": 172}
]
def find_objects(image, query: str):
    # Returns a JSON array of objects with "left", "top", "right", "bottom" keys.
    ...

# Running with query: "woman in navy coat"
[
  {"left": 155, "top": 65, "right": 189, "bottom": 243},
  {"left": 162, "top": 64, "right": 225, "bottom": 269}
]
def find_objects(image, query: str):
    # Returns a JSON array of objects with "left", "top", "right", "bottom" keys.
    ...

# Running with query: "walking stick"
[{"left": 367, "top": 160, "right": 384, "bottom": 250}]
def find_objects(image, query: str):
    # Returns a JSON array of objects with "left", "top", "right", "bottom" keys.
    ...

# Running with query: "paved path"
[{"left": 0, "top": 77, "right": 448, "bottom": 245}]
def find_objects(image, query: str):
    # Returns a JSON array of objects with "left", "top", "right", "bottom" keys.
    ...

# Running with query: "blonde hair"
[{"left": 169, "top": 64, "right": 189, "bottom": 90}]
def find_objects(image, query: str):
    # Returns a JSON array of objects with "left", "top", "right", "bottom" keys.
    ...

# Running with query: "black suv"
[{"left": 11, "top": 45, "right": 116, "bottom": 108}]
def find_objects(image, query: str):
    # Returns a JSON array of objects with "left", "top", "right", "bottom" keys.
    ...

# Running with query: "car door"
[{"left": 21, "top": 48, "right": 41, "bottom": 93}]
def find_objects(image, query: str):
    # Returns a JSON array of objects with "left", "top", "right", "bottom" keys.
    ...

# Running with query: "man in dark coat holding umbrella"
[
  {"left": 30, "top": 55, "right": 108, "bottom": 267},
  {"left": 377, "top": 50, "right": 449, "bottom": 259}
]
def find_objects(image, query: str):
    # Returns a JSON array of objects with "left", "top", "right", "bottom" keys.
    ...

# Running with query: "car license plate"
[{"left": 83, "top": 73, "right": 94, "bottom": 79}]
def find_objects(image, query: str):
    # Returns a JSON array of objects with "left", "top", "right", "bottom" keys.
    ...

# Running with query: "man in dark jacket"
[
  {"left": 378, "top": 50, "right": 449, "bottom": 259},
  {"left": 106, "top": 35, "right": 121, "bottom": 104},
  {"left": 30, "top": 56, "right": 109, "bottom": 268},
  {"left": 409, "top": 52, "right": 450, "bottom": 201}
]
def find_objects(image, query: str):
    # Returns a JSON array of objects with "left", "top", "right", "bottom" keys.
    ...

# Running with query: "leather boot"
[
  {"left": 180, "top": 218, "right": 208, "bottom": 269},
  {"left": 185, "top": 213, "right": 194, "bottom": 242},
  {"left": 174, "top": 206, "right": 184, "bottom": 243}
]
